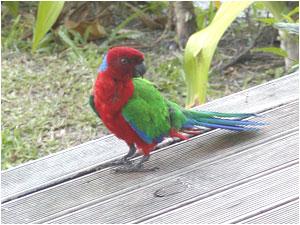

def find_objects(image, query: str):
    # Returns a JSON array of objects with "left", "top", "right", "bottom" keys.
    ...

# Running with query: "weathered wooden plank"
[
  {"left": 2, "top": 101, "right": 298, "bottom": 224},
  {"left": 1, "top": 135, "right": 128, "bottom": 203},
  {"left": 1, "top": 72, "right": 298, "bottom": 203},
  {"left": 240, "top": 199, "right": 299, "bottom": 224},
  {"left": 141, "top": 164, "right": 299, "bottom": 224},
  {"left": 197, "top": 71, "right": 299, "bottom": 114},
  {"left": 47, "top": 133, "right": 299, "bottom": 224}
]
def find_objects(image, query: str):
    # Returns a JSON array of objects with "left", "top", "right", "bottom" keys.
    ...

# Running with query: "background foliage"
[{"left": 1, "top": 1, "right": 298, "bottom": 169}]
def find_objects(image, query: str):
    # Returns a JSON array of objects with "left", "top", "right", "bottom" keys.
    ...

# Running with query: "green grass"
[
  {"left": 1, "top": 48, "right": 105, "bottom": 169},
  {"left": 146, "top": 55, "right": 187, "bottom": 106}
]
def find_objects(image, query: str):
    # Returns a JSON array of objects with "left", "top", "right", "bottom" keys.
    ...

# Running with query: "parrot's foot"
[
  {"left": 108, "top": 157, "right": 132, "bottom": 166},
  {"left": 114, "top": 155, "right": 158, "bottom": 173},
  {"left": 114, "top": 164, "right": 159, "bottom": 173},
  {"left": 105, "top": 144, "right": 137, "bottom": 167},
  {"left": 127, "top": 152, "right": 141, "bottom": 160}
]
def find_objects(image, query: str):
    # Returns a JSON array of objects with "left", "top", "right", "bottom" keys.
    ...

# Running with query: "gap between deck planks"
[
  {"left": 140, "top": 164, "right": 299, "bottom": 224},
  {"left": 1, "top": 100, "right": 298, "bottom": 224},
  {"left": 1, "top": 72, "right": 299, "bottom": 204},
  {"left": 48, "top": 131, "right": 300, "bottom": 224},
  {"left": 240, "top": 199, "right": 299, "bottom": 224}
]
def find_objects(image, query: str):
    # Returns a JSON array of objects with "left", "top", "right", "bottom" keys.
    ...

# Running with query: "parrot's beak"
[{"left": 133, "top": 62, "right": 146, "bottom": 78}]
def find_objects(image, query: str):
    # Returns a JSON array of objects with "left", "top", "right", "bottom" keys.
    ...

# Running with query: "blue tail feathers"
[{"left": 182, "top": 110, "right": 264, "bottom": 131}]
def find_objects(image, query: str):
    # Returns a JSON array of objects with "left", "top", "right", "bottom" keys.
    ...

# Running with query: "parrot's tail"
[{"left": 182, "top": 110, "right": 264, "bottom": 131}]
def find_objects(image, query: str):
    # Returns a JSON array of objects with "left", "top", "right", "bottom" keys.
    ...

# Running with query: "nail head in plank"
[
  {"left": 48, "top": 140, "right": 299, "bottom": 224},
  {"left": 142, "top": 165, "right": 299, "bottom": 224}
]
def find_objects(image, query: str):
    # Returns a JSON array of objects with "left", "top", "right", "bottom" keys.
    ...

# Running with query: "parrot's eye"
[{"left": 120, "top": 58, "right": 129, "bottom": 64}]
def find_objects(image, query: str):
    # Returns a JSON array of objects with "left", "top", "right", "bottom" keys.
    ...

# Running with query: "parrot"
[{"left": 90, "top": 46, "right": 263, "bottom": 172}]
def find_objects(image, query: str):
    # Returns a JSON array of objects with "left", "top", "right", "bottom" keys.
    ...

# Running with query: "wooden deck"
[{"left": 1, "top": 72, "right": 299, "bottom": 224}]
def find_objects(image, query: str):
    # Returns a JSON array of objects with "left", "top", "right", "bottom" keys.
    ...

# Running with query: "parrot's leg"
[
  {"left": 108, "top": 144, "right": 136, "bottom": 166},
  {"left": 114, "top": 155, "right": 159, "bottom": 173},
  {"left": 124, "top": 144, "right": 137, "bottom": 159}
]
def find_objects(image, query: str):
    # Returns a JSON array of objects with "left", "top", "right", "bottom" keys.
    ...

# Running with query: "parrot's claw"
[
  {"left": 109, "top": 158, "right": 132, "bottom": 166},
  {"left": 127, "top": 152, "right": 140, "bottom": 160},
  {"left": 113, "top": 155, "right": 158, "bottom": 173},
  {"left": 114, "top": 164, "right": 159, "bottom": 173}
]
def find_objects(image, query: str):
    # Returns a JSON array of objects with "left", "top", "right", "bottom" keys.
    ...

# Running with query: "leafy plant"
[
  {"left": 194, "top": 2, "right": 217, "bottom": 30},
  {"left": 251, "top": 47, "right": 288, "bottom": 57},
  {"left": 184, "top": 1, "right": 253, "bottom": 107},
  {"left": 146, "top": 1, "right": 168, "bottom": 15},
  {"left": 2, "top": 15, "right": 22, "bottom": 49},
  {"left": 99, "top": 5, "right": 149, "bottom": 50},
  {"left": 58, "top": 26, "right": 82, "bottom": 57},
  {"left": 251, "top": 4, "right": 298, "bottom": 61},
  {"left": 184, "top": 1, "right": 299, "bottom": 107},
  {"left": 32, "top": 1, "right": 64, "bottom": 52},
  {"left": 260, "top": 2, "right": 299, "bottom": 69},
  {"left": 3, "top": 1, "right": 19, "bottom": 17}
]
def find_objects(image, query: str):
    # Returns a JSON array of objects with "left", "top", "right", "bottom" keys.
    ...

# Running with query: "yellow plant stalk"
[{"left": 184, "top": 1, "right": 253, "bottom": 108}]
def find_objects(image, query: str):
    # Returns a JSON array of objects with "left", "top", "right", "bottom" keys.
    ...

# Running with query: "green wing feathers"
[
  {"left": 122, "top": 78, "right": 171, "bottom": 143},
  {"left": 121, "top": 78, "right": 263, "bottom": 144},
  {"left": 166, "top": 100, "right": 187, "bottom": 129},
  {"left": 89, "top": 95, "right": 101, "bottom": 118}
]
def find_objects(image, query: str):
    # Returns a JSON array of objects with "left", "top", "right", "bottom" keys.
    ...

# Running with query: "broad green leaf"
[
  {"left": 4, "top": 1, "right": 19, "bottom": 17},
  {"left": 253, "top": 2, "right": 265, "bottom": 10},
  {"left": 195, "top": 7, "right": 208, "bottom": 30},
  {"left": 263, "top": 2, "right": 288, "bottom": 21},
  {"left": 282, "top": 6, "right": 299, "bottom": 23},
  {"left": 32, "top": 1, "right": 64, "bottom": 52},
  {"left": 287, "top": 6, "right": 299, "bottom": 18},
  {"left": 264, "top": 2, "right": 299, "bottom": 71},
  {"left": 291, "top": 63, "right": 299, "bottom": 71},
  {"left": 255, "top": 17, "right": 276, "bottom": 25},
  {"left": 282, "top": 14, "right": 294, "bottom": 23},
  {"left": 252, "top": 47, "right": 288, "bottom": 58},
  {"left": 184, "top": 1, "right": 253, "bottom": 107}
]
